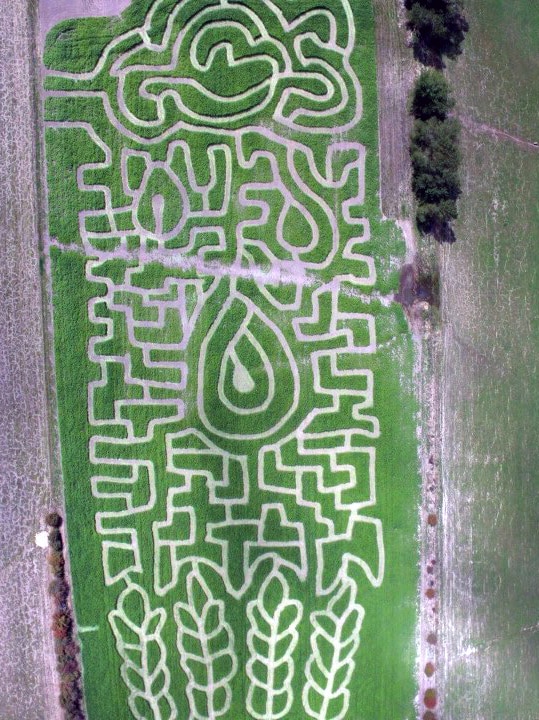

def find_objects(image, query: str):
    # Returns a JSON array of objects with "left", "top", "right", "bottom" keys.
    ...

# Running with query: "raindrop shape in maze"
[{"left": 199, "top": 294, "right": 299, "bottom": 440}]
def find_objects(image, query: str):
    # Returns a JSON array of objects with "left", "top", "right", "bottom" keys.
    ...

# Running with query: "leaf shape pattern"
[
  {"left": 174, "top": 568, "right": 237, "bottom": 720},
  {"left": 303, "top": 579, "right": 365, "bottom": 720},
  {"left": 109, "top": 582, "right": 177, "bottom": 720},
  {"left": 246, "top": 571, "right": 303, "bottom": 719}
]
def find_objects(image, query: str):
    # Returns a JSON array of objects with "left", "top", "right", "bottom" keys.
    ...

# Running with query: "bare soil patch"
[{"left": 0, "top": 0, "right": 60, "bottom": 717}]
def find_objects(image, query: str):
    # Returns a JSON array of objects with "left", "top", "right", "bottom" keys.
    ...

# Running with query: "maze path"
[{"left": 43, "top": 1, "right": 411, "bottom": 718}]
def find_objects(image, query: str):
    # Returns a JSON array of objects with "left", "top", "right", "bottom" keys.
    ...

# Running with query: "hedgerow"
[
  {"left": 45, "top": 513, "right": 86, "bottom": 720},
  {"left": 407, "top": 22, "right": 467, "bottom": 241},
  {"left": 410, "top": 115, "right": 461, "bottom": 236}
]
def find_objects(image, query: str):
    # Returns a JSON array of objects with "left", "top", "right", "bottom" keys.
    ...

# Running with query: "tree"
[
  {"left": 411, "top": 69, "right": 454, "bottom": 120},
  {"left": 410, "top": 117, "right": 462, "bottom": 236},
  {"left": 406, "top": 0, "right": 469, "bottom": 67}
]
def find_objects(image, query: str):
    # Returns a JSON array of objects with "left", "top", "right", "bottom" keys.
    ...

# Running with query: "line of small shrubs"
[
  {"left": 409, "top": 69, "right": 461, "bottom": 242},
  {"left": 405, "top": 0, "right": 469, "bottom": 68},
  {"left": 45, "top": 512, "right": 86, "bottom": 720}
]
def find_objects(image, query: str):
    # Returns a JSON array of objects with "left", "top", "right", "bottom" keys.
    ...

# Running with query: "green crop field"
[
  {"left": 440, "top": 1, "right": 539, "bottom": 718},
  {"left": 43, "top": 1, "right": 418, "bottom": 718}
]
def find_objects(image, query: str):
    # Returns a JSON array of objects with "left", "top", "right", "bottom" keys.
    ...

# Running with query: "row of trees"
[
  {"left": 46, "top": 512, "right": 86, "bottom": 720},
  {"left": 406, "top": 1, "right": 468, "bottom": 242},
  {"left": 410, "top": 70, "right": 461, "bottom": 242}
]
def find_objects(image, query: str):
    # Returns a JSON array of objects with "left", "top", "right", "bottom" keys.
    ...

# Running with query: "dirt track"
[
  {"left": 0, "top": 1, "right": 60, "bottom": 718},
  {"left": 373, "top": 0, "right": 416, "bottom": 226},
  {"left": 456, "top": 113, "right": 539, "bottom": 152}
]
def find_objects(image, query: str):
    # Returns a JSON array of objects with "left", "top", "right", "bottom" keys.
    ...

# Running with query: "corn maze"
[{"left": 44, "top": 0, "right": 418, "bottom": 718}]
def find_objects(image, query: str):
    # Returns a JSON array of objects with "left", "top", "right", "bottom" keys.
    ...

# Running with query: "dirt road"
[
  {"left": 0, "top": 1, "right": 60, "bottom": 718},
  {"left": 373, "top": 0, "right": 416, "bottom": 225}
]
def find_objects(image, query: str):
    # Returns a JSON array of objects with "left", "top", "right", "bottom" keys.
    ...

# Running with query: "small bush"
[
  {"left": 49, "top": 578, "right": 70, "bottom": 602},
  {"left": 411, "top": 69, "right": 454, "bottom": 120},
  {"left": 59, "top": 677, "right": 82, "bottom": 700},
  {"left": 52, "top": 611, "right": 72, "bottom": 639},
  {"left": 48, "top": 528, "right": 64, "bottom": 552},
  {"left": 47, "top": 550, "right": 66, "bottom": 578},
  {"left": 59, "top": 693, "right": 82, "bottom": 714},
  {"left": 45, "top": 511, "right": 63, "bottom": 528},
  {"left": 61, "top": 640, "right": 80, "bottom": 659}
]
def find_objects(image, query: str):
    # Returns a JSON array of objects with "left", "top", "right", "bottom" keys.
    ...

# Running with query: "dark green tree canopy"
[
  {"left": 405, "top": 0, "right": 469, "bottom": 67},
  {"left": 411, "top": 69, "right": 454, "bottom": 119},
  {"left": 410, "top": 117, "right": 462, "bottom": 234}
]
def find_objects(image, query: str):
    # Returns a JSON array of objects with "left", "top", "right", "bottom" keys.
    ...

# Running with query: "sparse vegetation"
[
  {"left": 49, "top": 578, "right": 70, "bottom": 603},
  {"left": 48, "top": 550, "right": 66, "bottom": 578},
  {"left": 48, "top": 528, "right": 64, "bottom": 552},
  {"left": 409, "top": 66, "right": 463, "bottom": 242}
]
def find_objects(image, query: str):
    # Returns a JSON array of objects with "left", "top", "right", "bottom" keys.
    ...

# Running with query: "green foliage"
[
  {"left": 410, "top": 117, "right": 461, "bottom": 237},
  {"left": 46, "top": 515, "right": 85, "bottom": 719},
  {"left": 411, "top": 69, "right": 454, "bottom": 119},
  {"left": 405, "top": 0, "right": 469, "bottom": 67},
  {"left": 52, "top": 610, "right": 72, "bottom": 639}
]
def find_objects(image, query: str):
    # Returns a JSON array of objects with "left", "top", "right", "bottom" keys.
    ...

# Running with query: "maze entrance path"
[{"left": 43, "top": 1, "right": 419, "bottom": 718}]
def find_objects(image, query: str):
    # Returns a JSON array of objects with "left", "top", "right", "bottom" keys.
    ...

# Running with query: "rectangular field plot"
[{"left": 44, "top": 1, "right": 418, "bottom": 718}]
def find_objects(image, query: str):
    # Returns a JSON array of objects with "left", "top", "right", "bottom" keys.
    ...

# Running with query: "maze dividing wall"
[{"left": 44, "top": 1, "right": 418, "bottom": 718}]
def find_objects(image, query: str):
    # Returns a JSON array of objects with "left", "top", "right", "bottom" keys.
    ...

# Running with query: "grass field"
[
  {"left": 44, "top": 1, "right": 419, "bottom": 718},
  {"left": 440, "top": 2, "right": 539, "bottom": 718}
]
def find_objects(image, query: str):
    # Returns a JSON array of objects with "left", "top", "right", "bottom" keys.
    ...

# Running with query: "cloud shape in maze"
[{"left": 105, "top": 0, "right": 361, "bottom": 136}]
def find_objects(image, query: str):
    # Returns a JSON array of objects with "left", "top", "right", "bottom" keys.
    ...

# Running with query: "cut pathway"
[{"left": 457, "top": 113, "right": 539, "bottom": 152}]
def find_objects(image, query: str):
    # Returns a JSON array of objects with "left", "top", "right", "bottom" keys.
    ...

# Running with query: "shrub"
[
  {"left": 45, "top": 511, "right": 63, "bottom": 528},
  {"left": 52, "top": 611, "right": 72, "bottom": 639},
  {"left": 59, "top": 665, "right": 81, "bottom": 681},
  {"left": 48, "top": 528, "right": 64, "bottom": 552},
  {"left": 405, "top": 0, "right": 469, "bottom": 67},
  {"left": 49, "top": 578, "right": 70, "bottom": 602},
  {"left": 411, "top": 69, "right": 454, "bottom": 120},
  {"left": 47, "top": 550, "right": 66, "bottom": 578},
  {"left": 55, "top": 636, "right": 70, "bottom": 654},
  {"left": 59, "top": 692, "right": 82, "bottom": 714},
  {"left": 61, "top": 640, "right": 80, "bottom": 659}
]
